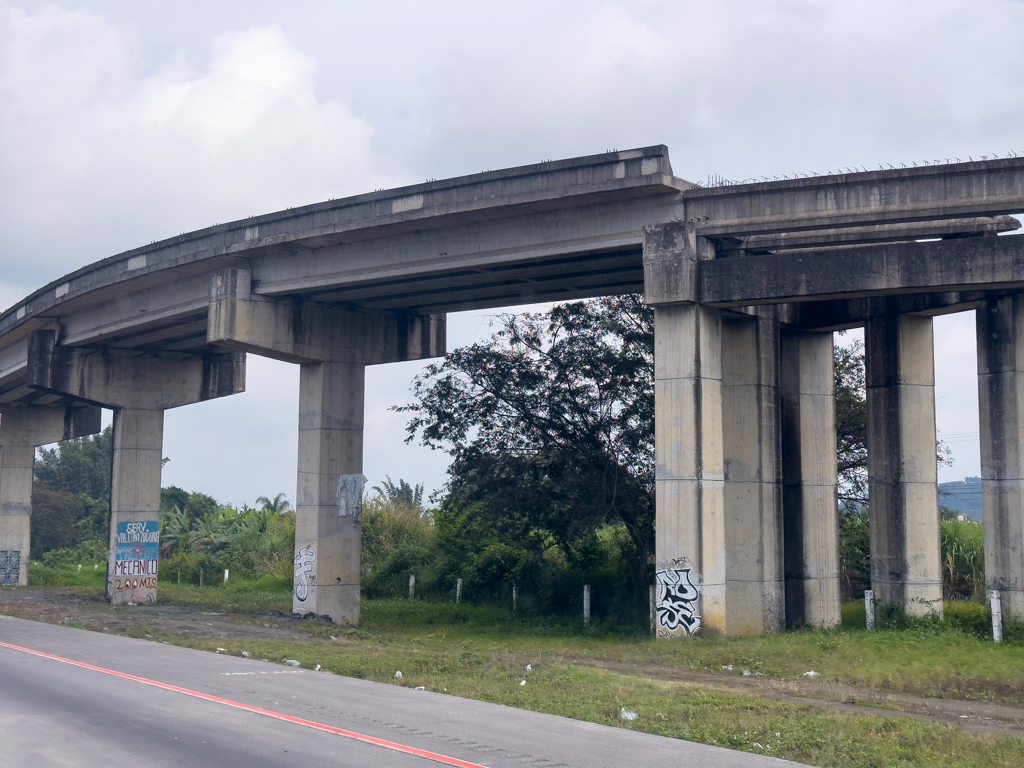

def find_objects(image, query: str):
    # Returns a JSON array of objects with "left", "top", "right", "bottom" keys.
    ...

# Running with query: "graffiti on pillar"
[
  {"left": 111, "top": 521, "right": 159, "bottom": 603},
  {"left": 336, "top": 474, "right": 366, "bottom": 522},
  {"left": 0, "top": 550, "right": 20, "bottom": 584},
  {"left": 656, "top": 562, "right": 701, "bottom": 636},
  {"left": 294, "top": 545, "right": 317, "bottom": 602}
]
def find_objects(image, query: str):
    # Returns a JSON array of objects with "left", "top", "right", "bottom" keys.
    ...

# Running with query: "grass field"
[{"left": 17, "top": 565, "right": 1024, "bottom": 767}]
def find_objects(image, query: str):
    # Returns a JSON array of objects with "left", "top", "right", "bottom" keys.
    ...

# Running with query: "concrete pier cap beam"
[
  {"left": 0, "top": 404, "right": 101, "bottom": 586},
  {"left": 25, "top": 329, "right": 246, "bottom": 603}
]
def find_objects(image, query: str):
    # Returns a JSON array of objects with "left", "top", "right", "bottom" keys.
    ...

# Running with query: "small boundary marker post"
[{"left": 990, "top": 590, "right": 1003, "bottom": 643}]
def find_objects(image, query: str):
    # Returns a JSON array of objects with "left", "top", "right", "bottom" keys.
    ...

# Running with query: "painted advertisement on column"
[{"left": 111, "top": 520, "right": 159, "bottom": 604}]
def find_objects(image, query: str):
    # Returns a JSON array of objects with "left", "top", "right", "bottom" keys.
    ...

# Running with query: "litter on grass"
[
  {"left": 285, "top": 660, "right": 301, "bottom": 667},
  {"left": 526, "top": 664, "right": 532, "bottom": 671},
  {"left": 415, "top": 686, "right": 426, "bottom": 690},
  {"left": 721, "top": 664, "right": 733, "bottom": 671},
  {"left": 742, "top": 669, "right": 751, "bottom": 676},
  {"left": 803, "top": 671, "right": 817, "bottom": 678},
  {"left": 216, "top": 648, "right": 226, "bottom": 653},
  {"left": 395, "top": 671, "right": 403, "bottom": 679},
  {"left": 315, "top": 664, "right": 321, "bottom": 671},
  {"left": 620, "top": 708, "right": 638, "bottom": 721},
  {"left": 241, "top": 651, "right": 251, "bottom": 658},
  {"left": 520, "top": 680, "right": 527, "bottom": 686}
]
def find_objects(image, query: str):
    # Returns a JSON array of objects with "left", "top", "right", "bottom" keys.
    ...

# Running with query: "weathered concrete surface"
[
  {"left": 0, "top": 406, "right": 101, "bottom": 585},
  {"left": 653, "top": 302, "right": 726, "bottom": 636},
  {"left": 107, "top": 408, "right": 163, "bottom": 604},
  {"left": 294, "top": 361, "right": 365, "bottom": 624},
  {"left": 715, "top": 215, "right": 1020, "bottom": 254},
  {"left": 27, "top": 330, "right": 244, "bottom": 410},
  {"left": 207, "top": 269, "right": 445, "bottom": 365},
  {"left": 866, "top": 314, "right": 943, "bottom": 617},
  {"left": 685, "top": 158, "right": 1024, "bottom": 237},
  {"left": 701, "top": 232, "right": 1024, "bottom": 307},
  {"left": 780, "top": 331, "right": 841, "bottom": 628},
  {"left": 722, "top": 314, "right": 785, "bottom": 634},
  {"left": 977, "top": 296, "right": 1024, "bottom": 618}
]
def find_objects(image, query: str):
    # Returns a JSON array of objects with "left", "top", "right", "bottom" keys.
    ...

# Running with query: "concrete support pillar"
[
  {"left": 781, "top": 330, "right": 841, "bottom": 628},
  {"left": 866, "top": 313, "right": 943, "bottom": 617},
  {"left": 653, "top": 303, "right": 725, "bottom": 636},
  {"left": 0, "top": 441, "right": 35, "bottom": 585},
  {"left": 0, "top": 406, "right": 101, "bottom": 585},
  {"left": 293, "top": 361, "right": 365, "bottom": 624},
  {"left": 721, "top": 313, "right": 784, "bottom": 634},
  {"left": 977, "top": 296, "right": 1024, "bottom": 618},
  {"left": 107, "top": 409, "right": 163, "bottom": 604}
]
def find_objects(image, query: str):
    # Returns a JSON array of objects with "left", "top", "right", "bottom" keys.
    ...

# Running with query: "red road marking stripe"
[{"left": 0, "top": 641, "right": 485, "bottom": 768}]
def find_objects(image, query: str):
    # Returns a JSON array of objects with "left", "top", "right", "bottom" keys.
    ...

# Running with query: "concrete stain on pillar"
[{"left": 293, "top": 545, "right": 317, "bottom": 603}]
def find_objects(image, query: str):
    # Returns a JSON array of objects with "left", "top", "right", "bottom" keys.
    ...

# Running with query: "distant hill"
[{"left": 938, "top": 476, "right": 982, "bottom": 520}]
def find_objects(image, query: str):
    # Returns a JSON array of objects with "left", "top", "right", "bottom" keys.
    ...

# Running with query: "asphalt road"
[{"left": 0, "top": 614, "right": 805, "bottom": 768}]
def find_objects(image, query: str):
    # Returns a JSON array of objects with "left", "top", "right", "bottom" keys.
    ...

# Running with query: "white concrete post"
[
  {"left": 866, "top": 313, "right": 943, "bottom": 617},
  {"left": 409, "top": 574, "right": 416, "bottom": 599},
  {"left": 990, "top": 589, "right": 1003, "bottom": 643},
  {"left": 583, "top": 584, "right": 590, "bottom": 625},
  {"left": 649, "top": 584, "right": 656, "bottom": 634},
  {"left": 722, "top": 314, "right": 784, "bottom": 635},
  {"left": 977, "top": 296, "right": 1024, "bottom": 620},
  {"left": 293, "top": 361, "right": 365, "bottom": 624},
  {"left": 865, "top": 589, "right": 875, "bottom": 630},
  {"left": 456, "top": 578, "right": 463, "bottom": 603},
  {"left": 224, "top": 569, "right": 229, "bottom": 583},
  {"left": 108, "top": 408, "right": 164, "bottom": 604},
  {"left": 781, "top": 331, "right": 841, "bottom": 628}
]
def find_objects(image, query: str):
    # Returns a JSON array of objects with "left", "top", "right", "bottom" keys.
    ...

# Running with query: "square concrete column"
[
  {"left": 653, "top": 303, "right": 726, "bottom": 636},
  {"left": 866, "top": 313, "right": 943, "bottom": 617},
  {"left": 0, "top": 406, "right": 102, "bottom": 586},
  {"left": 781, "top": 330, "right": 841, "bottom": 628},
  {"left": 722, "top": 313, "right": 784, "bottom": 634},
  {"left": 977, "top": 296, "right": 1024, "bottom": 618},
  {"left": 294, "top": 361, "right": 365, "bottom": 624},
  {"left": 107, "top": 408, "right": 163, "bottom": 604},
  {"left": 0, "top": 440, "right": 35, "bottom": 586}
]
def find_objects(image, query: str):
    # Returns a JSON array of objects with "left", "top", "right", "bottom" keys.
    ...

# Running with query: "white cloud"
[{"left": 0, "top": 7, "right": 386, "bottom": 296}]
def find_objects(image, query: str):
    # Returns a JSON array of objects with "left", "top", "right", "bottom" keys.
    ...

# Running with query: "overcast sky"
[{"left": 3, "top": 0, "right": 1022, "bottom": 504}]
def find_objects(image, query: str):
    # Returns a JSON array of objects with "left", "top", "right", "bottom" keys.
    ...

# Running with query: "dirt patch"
[{"left": 0, "top": 586, "right": 309, "bottom": 641}]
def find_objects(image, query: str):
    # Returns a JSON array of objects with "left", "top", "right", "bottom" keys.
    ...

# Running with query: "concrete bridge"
[{"left": 2, "top": 145, "right": 1023, "bottom": 636}]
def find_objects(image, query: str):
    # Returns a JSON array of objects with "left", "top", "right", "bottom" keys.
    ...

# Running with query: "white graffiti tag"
[
  {"left": 656, "top": 567, "right": 701, "bottom": 635},
  {"left": 293, "top": 545, "right": 317, "bottom": 602}
]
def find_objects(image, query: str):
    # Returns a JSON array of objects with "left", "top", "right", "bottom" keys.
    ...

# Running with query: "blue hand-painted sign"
[{"left": 114, "top": 520, "right": 159, "bottom": 566}]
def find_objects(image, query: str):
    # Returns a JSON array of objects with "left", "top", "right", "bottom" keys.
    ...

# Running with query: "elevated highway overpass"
[{"left": 2, "top": 145, "right": 1024, "bottom": 635}]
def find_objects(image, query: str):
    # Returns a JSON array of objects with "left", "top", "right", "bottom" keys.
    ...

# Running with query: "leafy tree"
[
  {"left": 34, "top": 425, "right": 113, "bottom": 500},
  {"left": 30, "top": 489, "right": 83, "bottom": 557},
  {"left": 372, "top": 476, "right": 423, "bottom": 511},
  {"left": 399, "top": 295, "right": 655, "bottom": 599},
  {"left": 256, "top": 492, "right": 293, "bottom": 515}
]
